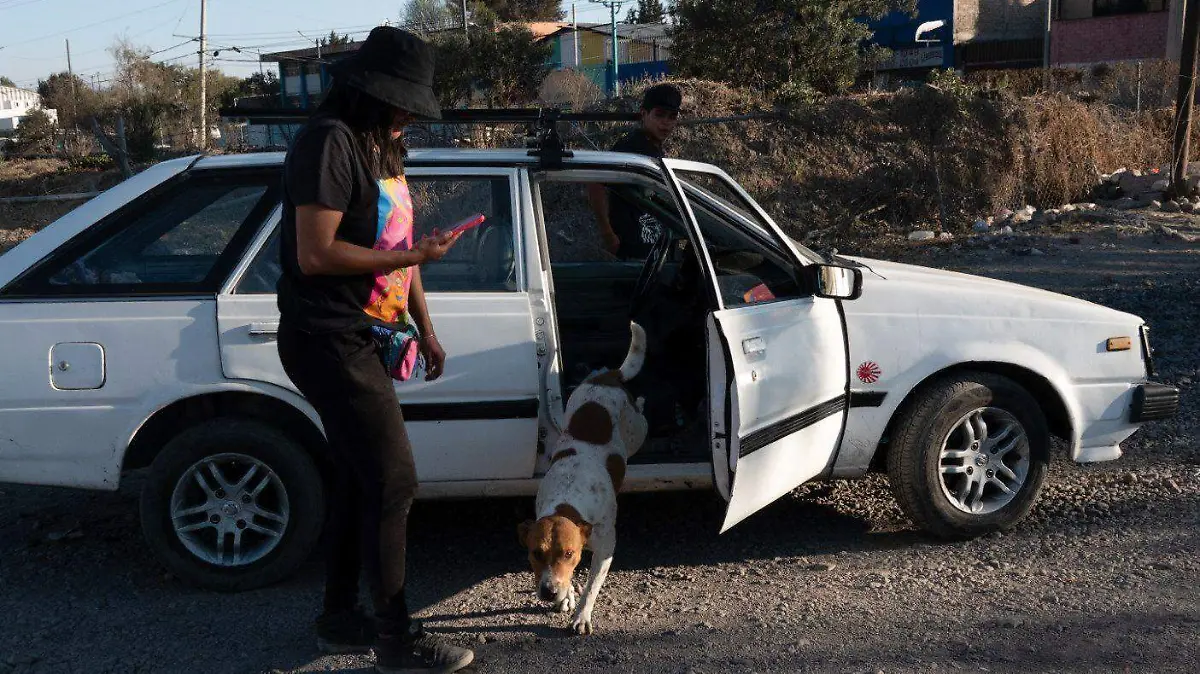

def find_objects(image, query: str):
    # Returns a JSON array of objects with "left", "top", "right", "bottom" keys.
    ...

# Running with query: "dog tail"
[{"left": 618, "top": 321, "right": 646, "bottom": 381}]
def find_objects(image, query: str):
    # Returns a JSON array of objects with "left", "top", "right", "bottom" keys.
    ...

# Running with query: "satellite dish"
[{"left": 916, "top": 20, "right": 945, "bottom": 43}]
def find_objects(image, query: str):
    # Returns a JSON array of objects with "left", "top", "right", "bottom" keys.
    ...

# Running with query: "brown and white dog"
[{"left": 518, "top": 321, "right": 649, "bottom": 635}]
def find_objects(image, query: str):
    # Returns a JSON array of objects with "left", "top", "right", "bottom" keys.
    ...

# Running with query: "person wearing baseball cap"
[
  {"left": 588, "top": 83, "right": 682, "bottom": 259},
  {"left": 275, "top": 25, "right": 473, "bottom": 673}
]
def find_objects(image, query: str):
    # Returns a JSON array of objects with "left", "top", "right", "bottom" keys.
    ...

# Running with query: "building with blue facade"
[{"left": 864, "top": 0, "right": 954, "bottom": 77}]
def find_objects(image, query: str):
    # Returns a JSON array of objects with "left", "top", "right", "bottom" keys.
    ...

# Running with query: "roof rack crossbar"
[{"left": 217, "top": 106, "right": 638, "bottom": 170}]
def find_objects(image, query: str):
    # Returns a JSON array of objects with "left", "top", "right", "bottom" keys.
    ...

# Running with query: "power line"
[
  {"left": 67, "top": 38, "right": 197, "bottom": 77},
  {"left": 148, "top": 38, "right": 198, "bottom": 57},
  {"left": 0, "top": 0, "right": 185, "bottom": 50},
  {"left": 0, "top": 0, "right": 51, "bottom": 12},
  {"left": 198, "top": 23, "right": 380, "bottom": 39}
]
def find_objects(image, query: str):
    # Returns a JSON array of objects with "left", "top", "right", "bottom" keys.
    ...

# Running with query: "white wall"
[{"left": 0, "top": 86, "right": 57, "bottom": 130}]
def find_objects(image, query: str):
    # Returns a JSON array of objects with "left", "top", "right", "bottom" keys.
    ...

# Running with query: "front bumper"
[{"left": 1130, "top": 383, "right": 1181, "bottom": 422}]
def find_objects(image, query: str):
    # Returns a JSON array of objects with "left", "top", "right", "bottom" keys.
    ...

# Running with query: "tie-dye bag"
[{"left": 371, "top": 320, "right": 424, "bottom": 382}]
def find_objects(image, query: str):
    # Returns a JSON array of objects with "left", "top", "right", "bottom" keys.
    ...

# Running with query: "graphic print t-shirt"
[
  {"left": 609, "top": 129, "right": 666, "bottom": 260},
  {"left": 277, "top": 116, "right": 417, "bottom": 334}
]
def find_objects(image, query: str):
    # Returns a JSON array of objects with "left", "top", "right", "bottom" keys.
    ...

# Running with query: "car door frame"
[
  {"left": 218, "top": 164, "right": 546, "bottom": 483},
  {"left": 658, "top": 158, "right": 852, "bottom": 532},
  {"left": 526, "top": 166, "right": 717, "bottom": 487}
]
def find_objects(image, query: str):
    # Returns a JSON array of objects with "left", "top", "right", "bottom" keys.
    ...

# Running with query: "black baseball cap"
[{"left": 641, "top": 83, "right": 681, "bottom": 113}]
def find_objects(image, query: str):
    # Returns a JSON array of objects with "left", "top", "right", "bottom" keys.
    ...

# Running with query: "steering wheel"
[{"left": 629, "top": 229, "right": 674, "bottom": 317}]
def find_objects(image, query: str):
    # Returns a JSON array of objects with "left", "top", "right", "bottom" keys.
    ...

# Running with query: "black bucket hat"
[{"left": 328, "top": 26, "right": 442, "bottom": 120}]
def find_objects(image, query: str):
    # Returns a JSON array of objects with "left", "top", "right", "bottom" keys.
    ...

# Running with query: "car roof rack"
[{"left": 217, "top": 106, "right": 639, "bottom": 170}]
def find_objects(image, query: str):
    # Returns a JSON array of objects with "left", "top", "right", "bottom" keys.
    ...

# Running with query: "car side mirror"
[{"left": 805, "top": 263, "right": 863, "bottom": 300}]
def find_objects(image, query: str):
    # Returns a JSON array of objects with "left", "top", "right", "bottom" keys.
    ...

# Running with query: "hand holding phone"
[{"left": 448, "top": 213, "right": 486, "bottom": 236}]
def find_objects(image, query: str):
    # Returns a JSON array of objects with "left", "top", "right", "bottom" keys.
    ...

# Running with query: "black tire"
[
  {"left": 887, "top": 371, "right": 1050, "bottom": 539},
  {"left": 140, "top": 418, "right": 326, "bottom": 591}
]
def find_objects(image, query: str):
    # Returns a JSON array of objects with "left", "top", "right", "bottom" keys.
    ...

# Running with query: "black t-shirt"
[
  {"left": 609, "top": 129, "right": 666, "bottom": 260},
  {"left": 277, "top": 116, "right": 417, "bottom": 334}
]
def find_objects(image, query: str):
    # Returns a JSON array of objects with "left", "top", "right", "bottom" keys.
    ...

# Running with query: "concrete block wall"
[{"left": 1051, "top": 12, "right": 1169, "bottom": 65}]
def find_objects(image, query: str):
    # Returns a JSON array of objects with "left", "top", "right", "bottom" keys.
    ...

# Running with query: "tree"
[
  {"left": 105, "top": 39, "right": 238, "bottom": 157},
  {"left": 320, "top": 31, "right": 353, "bottom": 47},
  {"left": 468, "top": 0, "right": 563, "bottom": 21},
  {"left": 13, "top": 108, "right": 57, "bottom": 155},
  {"left": 0, "top": 76, "right": 16, "bottom": 88},
  {"left": 219, "top": 71, "right": 281, "bottom": 107},
  {"left": 37, "top": 72, "right": 100, "bottom": 129},
  {"left": 627, "top": 0, "right": 667, "bottom": 23},
  {"left": 428, "top": 22, "right": 552, "bottom": 106},
  {"left": 670, "top": 0, "right": 913, "bottom": 96},
  {"left": 403, "top": 0, "right": 455, "bottom": 31}
]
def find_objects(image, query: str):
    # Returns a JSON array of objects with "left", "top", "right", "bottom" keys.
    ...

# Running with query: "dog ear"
[
  {"left": 578, "top": 521, "right": 592, "bottom": 541},
  {"left": 517, "top": 519, "right": 534, "bottom": 548}
]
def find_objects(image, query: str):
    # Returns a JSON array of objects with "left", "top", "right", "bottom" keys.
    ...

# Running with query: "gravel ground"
[{"left": 0, "top": 225, "right": 1197, "bottom": 674}]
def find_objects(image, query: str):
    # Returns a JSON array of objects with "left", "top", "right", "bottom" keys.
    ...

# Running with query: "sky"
[{"left": 0, "top": 0, "right": 619, "bottom": 91}]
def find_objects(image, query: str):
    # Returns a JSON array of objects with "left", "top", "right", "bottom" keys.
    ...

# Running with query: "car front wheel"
[
  {"left": 887, "top": 372, "right": 1050, "bottom": 539},
  {"left": 140, "top": 419, "right": 326, "bottom": 591}
]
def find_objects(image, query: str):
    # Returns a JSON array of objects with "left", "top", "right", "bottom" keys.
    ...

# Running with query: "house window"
[
  {"left": 1061, "top": 0, "right": 1166, "bottom": 18},
  {"left": 1094, "top": 0, "right": 1166, "bottom": 15}
]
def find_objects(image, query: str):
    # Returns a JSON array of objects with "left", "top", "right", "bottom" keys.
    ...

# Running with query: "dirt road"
[{"left": 0, "top": 226, "right": 1196, "bottom": 674}]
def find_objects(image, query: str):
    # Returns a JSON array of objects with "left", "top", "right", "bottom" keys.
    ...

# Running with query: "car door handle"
[
  {"left": 742, "top": 337, "right": 765, "bottom": 356},
  {"left": 248, "top": 322, "right": 279, "bottom": 336}
]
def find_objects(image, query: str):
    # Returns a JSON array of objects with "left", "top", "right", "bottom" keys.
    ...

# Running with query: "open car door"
[{"left": 661, "top": 159, "right": 851, "bottom": 533}]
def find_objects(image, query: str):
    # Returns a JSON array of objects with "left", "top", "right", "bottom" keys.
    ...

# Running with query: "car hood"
[{"left": 841, "top": 255, "right": 1143, "bottom": 325}]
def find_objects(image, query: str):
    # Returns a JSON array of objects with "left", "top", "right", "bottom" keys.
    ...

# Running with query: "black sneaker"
[
  {"left": 316, "top": 608, "right": 376, "bottom": 654},
  {"left": 375, "top": 621, "right": 474, "bottom": 674}
]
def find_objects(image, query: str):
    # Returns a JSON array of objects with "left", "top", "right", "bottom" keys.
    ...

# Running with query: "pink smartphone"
[{"left": 448, "top": 213, "right": 486, "bottom": 236}]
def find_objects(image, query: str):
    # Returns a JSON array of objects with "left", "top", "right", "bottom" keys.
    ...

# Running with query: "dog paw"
[
  {"left": 635, "top": 396, "right": 646, "bottom": 413},
  {"left": 569, "top": 610, "right": 594, "bottom": 635}
]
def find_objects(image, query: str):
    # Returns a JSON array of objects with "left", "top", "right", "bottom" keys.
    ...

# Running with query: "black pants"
[{"left": 277, "top": 324, "right": 417, "bottom": 636}]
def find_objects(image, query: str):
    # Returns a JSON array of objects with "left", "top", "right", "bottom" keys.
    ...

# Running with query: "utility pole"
[
  {"left": 1171, "top": 0, "right": 1200, "bottom": 197},
  {"left": 572, "top": 4, "right": 580, "bottom": 67},
  {"left": 198, "top": 0, "right": 208, "bottom": 150},
  {"left": 592, "top": 1, "right": 625, "bottom": 97},
  {"left": 610, "top": 2, "right": 619, "bottom": 97},
  {"left": 65, "top": 39, "right": 77, "bottom": 127},
  {"left": 1042, "top": 0, "right": 1052, "bottom": 90},
  {"left": 297, "top": 31, "right": 322, "bottom": 59}
]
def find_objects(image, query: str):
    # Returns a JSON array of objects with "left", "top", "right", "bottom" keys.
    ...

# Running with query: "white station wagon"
[{"left": 0, "top": 129, "right": 1179, "bottom": 590}]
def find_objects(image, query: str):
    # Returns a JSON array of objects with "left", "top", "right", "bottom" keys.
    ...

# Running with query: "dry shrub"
[
  {"left": 1015, "top": 95, "right": 1168, "bottom": 207},
  {"left": 966, "top": 61, "right": 1178, "bottom": 111},
  {"left": 566, "top": 79, "right": 1178, "bottom": 250},
  {"left": 538, "top": 69, "right": 604, "bottom": 110}
]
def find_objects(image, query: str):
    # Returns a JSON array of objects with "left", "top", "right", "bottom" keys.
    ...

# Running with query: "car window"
[
  {"left": 679, "top": 173, "right": 776, "bottom": 239},
  {"left": 236, "top": 174, "right": 518, "bottom": 295},
  {"left": 409, "top": 176, "right": 516, "bottom": 292},
  {"left": 538, "top": 179, "right": 688, "bottom": 264},
  {"left": 6, "top": 170, "right": 279, "bottom": 296},
  {"left": 236, "top": 227, "right": 281, "bottom": 294},
  {"left": 680, "top": 174, "right": 824, "bottom": 264},
  {"left": 674, "top": 171, "right": 802, "bottom": 308}
]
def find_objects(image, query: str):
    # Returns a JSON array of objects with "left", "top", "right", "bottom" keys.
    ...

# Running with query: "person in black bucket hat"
[{"left": 274, "top": 25, "right": 474, "bottom": 674}]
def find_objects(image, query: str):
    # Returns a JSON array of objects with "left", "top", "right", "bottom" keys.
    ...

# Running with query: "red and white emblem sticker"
[{"left": 856, "top": 361, "right": 882, "bottom": 384}]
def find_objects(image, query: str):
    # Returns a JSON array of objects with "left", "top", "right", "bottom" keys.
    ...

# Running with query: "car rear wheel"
[
  {"left": 140, "top": 419, "right": 325, "bottom": 591},
  {"left": 887, "top": 372, "right": 1050, "bottom": 539}
]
